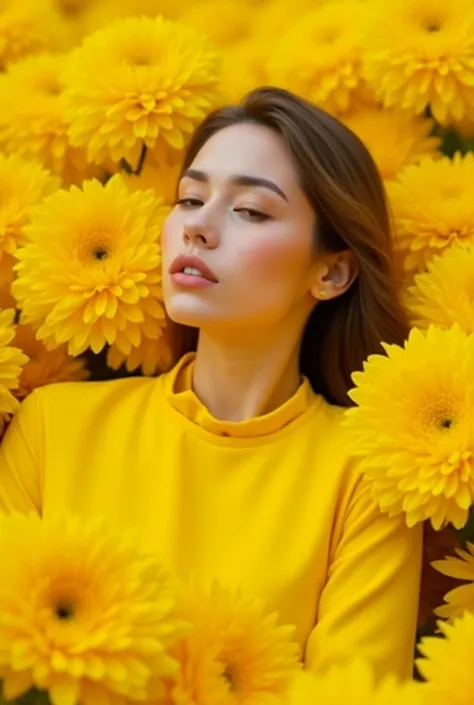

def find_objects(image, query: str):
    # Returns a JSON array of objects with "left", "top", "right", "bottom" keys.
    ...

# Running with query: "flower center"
[
  {"left": 132, "top": 56, "right": 151, "bottom": 66},
  {"left": 320, "top": 27, "right": 338, "bottom": 44},
  {"left": 418, "top": 396, "right": 457, "bottom": 435},
  {"left": 424, "top": 18, "right": 441, "bottom": 32},
  {"left": 45, "top": 83, "right": 62, "bottom": 97},
  {"left": 76, "top": 232, "right": 113, "bottom": 265},
  {"left": 222, "top": 664, "right": 240, "bottom": 693},
  {"left": 54, "top": 600, "right": 76, "bottom": 621},
  {"left": 93, "top": 247, "right": 109, "bottom": 261}
]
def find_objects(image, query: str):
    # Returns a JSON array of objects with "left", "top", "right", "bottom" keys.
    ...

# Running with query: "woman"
[{"left": 0, "top": 88, "right": 421, "bottom": 681}]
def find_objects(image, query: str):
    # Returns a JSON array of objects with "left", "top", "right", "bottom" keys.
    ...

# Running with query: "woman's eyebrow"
[{"left": 181, "top": 168, "right": 289, "bottom": 203}]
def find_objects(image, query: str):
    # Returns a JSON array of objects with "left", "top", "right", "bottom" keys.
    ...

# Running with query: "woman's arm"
[
  {"left": 305, "top": 479, "right": 422, "bottom": 681},
  {"left": 0, "top": 391, "right": 43, "bottom": 514}
]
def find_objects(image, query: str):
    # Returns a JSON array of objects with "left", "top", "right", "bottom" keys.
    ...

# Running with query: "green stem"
[{"left": 134, "top": 144, "right": 147, "bottom": 176}]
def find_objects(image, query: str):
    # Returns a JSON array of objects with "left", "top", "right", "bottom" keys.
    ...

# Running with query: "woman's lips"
[{"left": 169, "top": 254, "right": 218, "bottom": 289}]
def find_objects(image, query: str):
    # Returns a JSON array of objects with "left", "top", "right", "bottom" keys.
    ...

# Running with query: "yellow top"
[{"left": 0, "top": 353, "right": 422, "bottom": 680}]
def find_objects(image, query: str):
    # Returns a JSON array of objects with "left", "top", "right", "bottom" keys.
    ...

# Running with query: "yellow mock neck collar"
[{"left": 163, "top": 353, "right": 318, "bottom": 438}]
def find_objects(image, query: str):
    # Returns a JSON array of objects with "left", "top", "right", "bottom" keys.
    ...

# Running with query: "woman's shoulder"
[
  {"left": 309, "top": 397, "right": 367, "bottom": 490},
  {"left": 21, "top": 374, "right": 165, "bottom": 423},
  {"left": 33, "top": 374, "right": 157, "bottom": 402}
]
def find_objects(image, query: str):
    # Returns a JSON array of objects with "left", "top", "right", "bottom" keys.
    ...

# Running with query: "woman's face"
[{"left": 162, "top": 123, "right": 319, "bottom": 332}]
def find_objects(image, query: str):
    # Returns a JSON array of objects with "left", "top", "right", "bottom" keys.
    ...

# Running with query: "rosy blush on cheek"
[{"left": 238, "top": 236, "right": 310, "bottom": 280}]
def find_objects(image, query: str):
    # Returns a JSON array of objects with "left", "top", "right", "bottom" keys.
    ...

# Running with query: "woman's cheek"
[{"left": 238, "top": 232, "right": 309, "bottom": 279}]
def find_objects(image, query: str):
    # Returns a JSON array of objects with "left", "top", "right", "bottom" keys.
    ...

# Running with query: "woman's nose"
[{"left": 182, "top": 219, "right": 219, "bottom": 248}]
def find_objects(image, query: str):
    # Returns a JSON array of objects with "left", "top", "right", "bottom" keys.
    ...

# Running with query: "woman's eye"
[
  {"left": 175, "top": 197, "right": 203, "bottom": 208},
  {"left": 234, "top": 208, "right": 270, "bottom": 222}
]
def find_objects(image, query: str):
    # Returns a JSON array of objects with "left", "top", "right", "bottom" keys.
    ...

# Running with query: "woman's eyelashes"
[
  {"left": 233, "top": 207, "right": 270, "bottom": 222},
  {"left": 175, "top": 197, "right": 271, "bottom": 222},
  {"left": 175, "top": 197, "right": 203, "bottom": 208}
]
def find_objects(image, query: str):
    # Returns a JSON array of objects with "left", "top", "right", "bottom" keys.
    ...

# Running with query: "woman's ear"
[{"left": 310, "top": 250, "right": 358, "bottom": 301}]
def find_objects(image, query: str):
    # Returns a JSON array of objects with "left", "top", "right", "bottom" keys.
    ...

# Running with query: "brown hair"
[{"left": 175, "top": 86, "right": 409, "bottom": 406}]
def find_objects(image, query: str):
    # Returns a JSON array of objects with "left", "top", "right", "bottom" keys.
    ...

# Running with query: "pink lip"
[
  {"left": 169, "top": 254, "right": 218, "bottom": 289},
  {"left": 170, "top": 272, "right": 216, "bottom": 289}
]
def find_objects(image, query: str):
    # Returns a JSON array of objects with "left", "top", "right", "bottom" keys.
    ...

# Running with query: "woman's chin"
[{"left": 165, "top": 303, "right": 222, "bottom": 330}]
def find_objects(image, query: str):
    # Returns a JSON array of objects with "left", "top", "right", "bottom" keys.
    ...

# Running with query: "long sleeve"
[
  {"left": 0, "top": 390, "right": 43, "bottom": 514},
  {"left": 304, "top": 477, "right": 422, "bottom": 681}
]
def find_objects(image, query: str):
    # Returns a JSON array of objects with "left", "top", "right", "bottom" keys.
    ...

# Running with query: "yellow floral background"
[{"left": 1, "top": 0, "right": 474, "bottom": 702}]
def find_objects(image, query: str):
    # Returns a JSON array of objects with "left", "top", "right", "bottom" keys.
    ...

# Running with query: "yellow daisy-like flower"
[
  {"left": 268, "top": 1, "right": 369, "bottom": 116},
  {"left": 13, "top": 323, "right": 89, "bottom": 400},
  {"left": 220, "top": 39, "right": 271, "bottom": 104},
  {"left": 12, "top": 175, "right": 169, "bottom": 357},
  {"left": 253, "top": 0, "right": 325, "bottom": 44},
  {"left": 343, "top": 107, "right": 440, "bottom": 181},
  {"left": 287, "top": 660, "right": 424, "bottom": 705},
  {"left": 0, "top": 0, "right": 67, "bottom": 69},
  {"left": 180, "top": 0, "right": 254, "bottom": 48},
  {"left": 119, "top": 163, "right": 180, "bottom": 207},
  {"left": 362, "top": 0, "right": 474, "bottom": 125},
  {"left": 0, "top": 512, "right": 186, "bottom": 705},
  {"left": 170, "top": 583, "right": 300, "bottom": 705},
  {"left": 107, "top": 322, "right": 174, "bottom": 376},
  {"left": 417, "top": 612, "right": 474, "bottom": 705},
  {"left": 62, "top": 15, "right": 221, "bottom": 170},
  {"left": 407, "top": 245, "right": 474, "bottom": 332},
  {"left": 0, "top": 53, "right": 103, "bottom": 186},
  {"left": 387, "top": 153, "right": 474, "bottom": 273},
  {"left": 344, "top": 325, "right": 474, "bottom": 530},
  {"left": 0, "top": 152, "right": 59, "bottom": 286},
  {"left": 431, "top": 542, "right": 474, "bottom": 621},
  {"left": 0, "top": 309, "right": 29, "bottom": 432},
  {"left": 80, "top": 0, "right": 183, "bottom": 37}
]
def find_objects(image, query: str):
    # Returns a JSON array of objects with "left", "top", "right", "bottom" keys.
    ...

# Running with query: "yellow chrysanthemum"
[
  {"left": 343, "top": 107, "right": 440, "bottom": 181},
  {"left": 0, "top": 153, "right": 59, "bottom": 287},
  {"left": 180, "top": 0, "right": 254, "bottom": 48},
  {"left": 0, "top": 309, "right": 29, "bottom": 431},
  {"left": 387, "top": 153, "right": 474, "bottom": 273},
  {"left": 417, "top": 612, "right": 474, "bottom": 705},
  {"left": 253, "top": 0, "right": 326, "bottom": 44},
  {"left": 0, "top": 512, "right": 186, "bottom": 705},
  {"left": 169, "top": 583, "right": 300, "bottom": 705},
  {"left": 12, "top": 175, "right": 170, "bottom": 357},
  {"left": 362, "top": 0, "right": 474, "bottom": 125},
  {"left": 12, "top": 323, "right": 89, "bottom": 400},
  {"left": 220, "top": 39, "right": 271, "bottom": 104},
  {"left": 80, "top": 0, "right": 183, "bottom": 37},
  {"left": 107, "top": 322, "right": 174, "bottom": 376},
  {"left": 344, "top": 325, "right": 474, "bottom": 530},
  {"left": 62, "top": 16, "right": 221, "bottom": 170},
  {"left": 431, "top": 542, "right": 474, "bottom": 621},
  {"left": 407, "top": 245, "right": 474, "bottom": 332},
  {"left": 0, "top": 0, "right": 67, "bottom": 69},
  {"left": 287, "top": 660, "right": 424, "bottom": 705},
  {"left": 0, "top": 53, "right": 103, "bottom": 186},
  {"left": 119, "top": 163, "right": 180, "bottom": 207},
  {"left": 268, "top": 1, "right": 370, "bottom": 115}
]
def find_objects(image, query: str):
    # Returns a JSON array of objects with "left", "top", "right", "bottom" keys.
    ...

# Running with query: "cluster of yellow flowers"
[
  {"left": 0, "top": 0, "right": 473, "bottom": 420},
  {"left": 0, "top": 511, "right": 472, "bottom": 705},
  {"left": 1, "top": 0, "right": 474, "bottom": 701},
  {"left": 0, "top": 512, "right": 300, "bottom": 705}
]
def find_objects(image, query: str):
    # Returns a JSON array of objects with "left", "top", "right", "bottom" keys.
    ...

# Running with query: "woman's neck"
[{"left": 191, "top": 327, "right": 303, "bottom": 422}]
